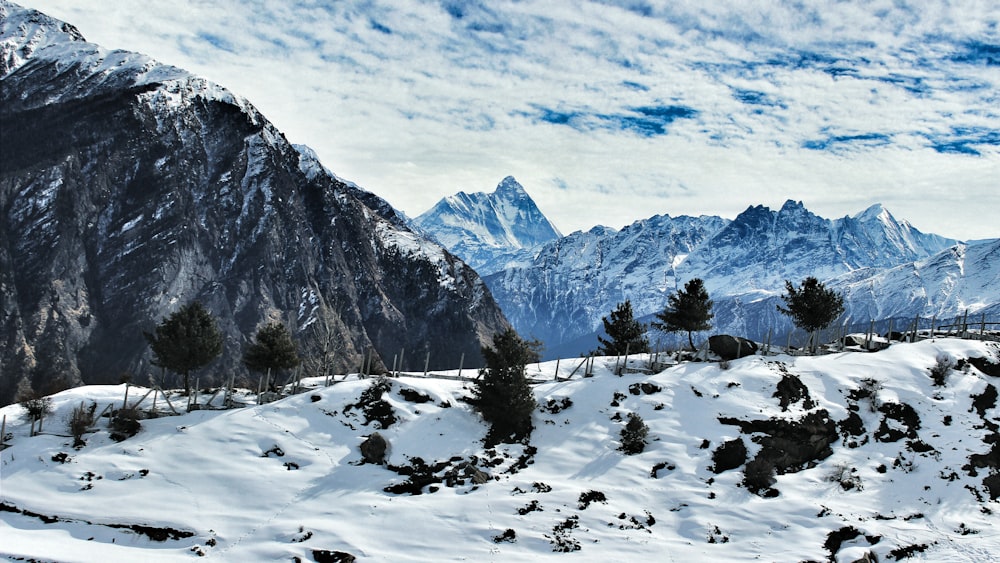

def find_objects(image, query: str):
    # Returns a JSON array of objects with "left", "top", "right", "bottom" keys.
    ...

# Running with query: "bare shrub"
[
  {"left": 929, "top": 352, "right": 954, "bottom": 386},
  {"left": 67, "top": 401, "right": 97, "bottom": 448},
  {"left": 826, "top": 462, "right": 863, "bottom": 491}
]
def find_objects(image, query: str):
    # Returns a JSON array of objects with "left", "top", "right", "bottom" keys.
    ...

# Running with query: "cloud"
[{"left": 19, "top": 0, "right": 1000, "bottom": 240}]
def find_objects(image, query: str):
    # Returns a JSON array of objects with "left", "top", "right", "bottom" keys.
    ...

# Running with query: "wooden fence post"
[
  {"left": 554, "top": 358, "right": 560, "bottom": 381},
  {"left": 457, "top": 353, "right": 465, "bottom": 379}
]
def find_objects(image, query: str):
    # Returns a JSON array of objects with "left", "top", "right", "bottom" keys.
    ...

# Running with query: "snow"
[{"left": 2, "top": 339, "right": 999, "bottom": 561}]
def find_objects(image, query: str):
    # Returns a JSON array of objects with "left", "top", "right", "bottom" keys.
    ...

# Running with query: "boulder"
[
  {"left": 708, "top": 335, "right": 758, "bottom": 360},
  {"left": 360, "top": 432, "right": 389, "bottom": 465}
]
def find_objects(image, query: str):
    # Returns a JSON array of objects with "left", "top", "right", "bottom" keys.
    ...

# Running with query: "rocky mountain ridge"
[
  {"left": 411, "top": 175, "right": 562, "bottom": 274},
  {"left": 0, "top": 1, "right": 509, "bottom": 404}
]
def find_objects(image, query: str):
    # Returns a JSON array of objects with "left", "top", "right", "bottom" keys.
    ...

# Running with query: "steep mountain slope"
[
  {"left": 0, "top": 2, "right": 509, "bottom": 403},
  {"left": 411, "top": 176, "right": 562, "bottom": 274},
  {"left": 2, "top": 339, "right": 999, "bottom": 561}
]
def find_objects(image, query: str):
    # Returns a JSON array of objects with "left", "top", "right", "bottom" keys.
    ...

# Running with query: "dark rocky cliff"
[{"left": 0, "top": 2, "right": 509, "bottom": 403}]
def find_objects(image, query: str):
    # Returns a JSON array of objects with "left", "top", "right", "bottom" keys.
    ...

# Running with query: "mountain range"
[
  {"left": 414, "top": 180, "right": 997, "bottom": 357},
  {"left": 0, "top": 1, "right": 508, "bottom": 404}
]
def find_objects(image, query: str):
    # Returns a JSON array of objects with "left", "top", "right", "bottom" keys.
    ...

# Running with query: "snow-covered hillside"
[{"left": 2, "top": 339, "right": 999, "bottom": 562}]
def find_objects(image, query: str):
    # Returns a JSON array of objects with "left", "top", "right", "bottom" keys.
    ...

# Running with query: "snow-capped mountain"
[
  {"left": 834, "top": 238, "right": 1000, "bottom": 322},
  {"left": 484, "top": 213, "right": 729, "bottom": 352},
  {"left": 478, "top": 199, "right": 969, "bottom": 356},
  {"left": 679, "top": 201, "right": 958, "bottom": 297},
  {"left": 0, "top": 1, "right": 509, "bottom": 403},
  {"left": 411, "top": 176, "right": 562, "bottom": 274},
  {"left": 2, "top": 338, "right": 999, "bottom": 561}
]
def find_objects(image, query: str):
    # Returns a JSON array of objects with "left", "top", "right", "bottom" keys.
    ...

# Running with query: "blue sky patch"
[
  {"left": 951, "top": 40, "right": 1000, "bottom": 66},
  {"left": 926, "top": 126, "right": 1000, "bottom": 156},
  {"left": 802, "top": 132, "right": 892, "bottom": 151},
  {"left": 531, "top": 104, "right": 697, "bottom": 137}
]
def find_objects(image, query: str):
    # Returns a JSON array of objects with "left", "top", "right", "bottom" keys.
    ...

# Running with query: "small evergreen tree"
[
  {"left": 474, "top": 328, "right": 538, "bottom": 446},
  {"left": 144, "top": 301, "right": 223, "bottom": 395},
  {"left": 244, "top": 322, "right": 300, "bottom": 376},
  {"left": 619, "top": 412, "right": 649, "bottom": 455},
  {"left": 777, "top": 276, "right": 845, "bottom": 353},
  {"left": 653, "top": 278, "right": 714, "bottom": 351},
  {"left": 597, "top": 300, "right": 650, "bottom": 356}
]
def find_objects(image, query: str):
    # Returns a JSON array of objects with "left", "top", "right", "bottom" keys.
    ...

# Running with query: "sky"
[{"left": 17, "top": 0, "right": 1000, "bottom": 240}]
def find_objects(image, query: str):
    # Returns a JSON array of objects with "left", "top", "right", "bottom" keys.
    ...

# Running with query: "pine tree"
[
  {"left": 597, "top": 300, "right": 649, "bottom": 356},
  {"left": 619, "top": 412, "right": 649, "bottom": 455},
  {"left": 244, "top": 322, "right": 300, "bottom": 376},
  {"left": 144, "top": 302, "right": 222, "bottom": 395},
  {"left": 474, "top": 328, "right": 538, "bottom": 446},
  {"left": 777, "top": 276, "right": 845, "bottom": 353},
  {"left": 653, "top": 278, "right": 714, "bottom": 351}
]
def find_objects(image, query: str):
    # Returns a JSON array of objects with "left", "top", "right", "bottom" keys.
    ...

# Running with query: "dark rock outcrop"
[
  {"left": 710, "top": 438, "right": 747, "bottom": 473},
  {"left": 0, "top": 3, "right": 509, "bottom": 403},
  {"left": 708, "top": 335, "right": 758, "bottom": 361},
  {"left": 721, "top": 410, "right": 839, "bottom": 485},
  {"left": 360, "top": 433, "right": 389, "bottom": 465},
  {"left": 773, "top": 372, "right": 815, "bottom": 411}
]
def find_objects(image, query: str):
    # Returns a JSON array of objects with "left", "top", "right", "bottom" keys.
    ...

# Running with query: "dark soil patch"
[
  {"left": 0, "top": 502, "right": 194, "bottom": 541},
  {"left": 773, "top": 371, "right": 815, "bottom": 411},
  {"left": 972, "top": 384, "right": 998, "bottom": 417},
  {"left": 399, "top": 387, "right": 431, "bottom": 403},
  {"left": 711, "top": 439, "right": 747, "bottom": 473},
  {"left": 969, "top": 356, "right": 1000, "bottom": 377},
  {"left": 875, "top": 402, "right": 921, "bottom": 443},
  {"left": 311, "top": 549, "right": 356, "bottom": 563}
]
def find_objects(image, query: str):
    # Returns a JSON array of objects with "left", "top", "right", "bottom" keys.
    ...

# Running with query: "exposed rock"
[
  {"left": 971, "top": 384, "right": 998, "bottom": 417},
  {"left": 721, "top": 410, "right": 839, "bottom": 475},
  {"left": 711, "top": 438, "right": 747, "bottom": 473},
  {"left": 875, "top": 402, "right": 921, "bottom": 443},
  {"left": 311, "top": 549, "right": 356, "bottom": 563},
  {"left": 360, "top": 433, "right": 388, "bottom": 465},
  {"left": 773, "top": 372, "right": 815, "bottom": 411},
  {"left": 708, "top": 335, "right": 758, "bottom": 361},
  {"left": 969, "top": 356, "right": 1000, "bottom": 377}
]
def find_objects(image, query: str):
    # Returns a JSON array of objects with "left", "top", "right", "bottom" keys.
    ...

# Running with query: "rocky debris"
[
  {"left": 971, "top": 384, "right": 998, "bottom": 417},
  {"left": 628, "top": 382, "right": 662, "bottom": 395},
  {"left": 824, "top": 526, "right": 880, "bottom": 562},
  {"left": 384, "top": 456, "right": 491, "bottom": 495}
]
